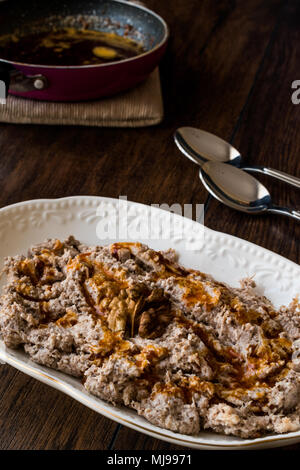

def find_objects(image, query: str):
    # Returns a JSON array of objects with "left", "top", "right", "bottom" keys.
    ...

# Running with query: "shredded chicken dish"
[{"left": 0, "top": 236, "right": 299, "bottom": 438}]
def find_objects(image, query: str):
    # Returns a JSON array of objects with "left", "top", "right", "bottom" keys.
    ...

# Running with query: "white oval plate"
[{"left": 0, "top": 196, "right": 299, "bottom": 450}]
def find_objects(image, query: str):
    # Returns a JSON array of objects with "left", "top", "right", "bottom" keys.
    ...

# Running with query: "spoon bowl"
[{"left": 174, "top": 127, "right": 241, "bottom": 166}]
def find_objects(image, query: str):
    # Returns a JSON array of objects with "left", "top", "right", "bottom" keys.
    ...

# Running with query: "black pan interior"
[{"left": 0, "top": 0, "right": 167, "bottom": 52}]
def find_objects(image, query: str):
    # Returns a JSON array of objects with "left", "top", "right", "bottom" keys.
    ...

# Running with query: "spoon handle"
[
  {"left": 268, "top": 205, "right": 300, "bottom": 222},
  {"left": 242, "top": 165, "right": 300, "bottom": 189}
]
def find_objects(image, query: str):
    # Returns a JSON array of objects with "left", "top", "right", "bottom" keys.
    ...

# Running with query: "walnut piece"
[
  {"left": 103, "top": 285, "right": 173, "bottom": 339},
  {"left": 138, "top": 304, "right": 173, "bottom": 339},
  {"left": 83, "top": 262, "right": 173, "bottom": 338}
]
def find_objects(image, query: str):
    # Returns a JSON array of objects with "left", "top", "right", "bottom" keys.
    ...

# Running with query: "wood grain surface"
[{"left": 0, "top": 0, "right": 299, "bottom": 451}]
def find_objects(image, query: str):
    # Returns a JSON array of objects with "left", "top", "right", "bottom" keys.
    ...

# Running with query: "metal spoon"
[
  {"left": 199, "top": 161, "right": 300, "bottom": 221},
  {"left": 174, "top": 127, "right": 300, "bottom": 189}
]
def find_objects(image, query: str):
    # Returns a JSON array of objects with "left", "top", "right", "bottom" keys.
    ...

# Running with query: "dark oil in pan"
[{"left": 0, "top": 28, "right": 145, "bottom": 66}]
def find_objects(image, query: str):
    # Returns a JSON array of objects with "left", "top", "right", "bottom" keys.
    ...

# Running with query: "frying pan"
[{"left": 0, "top": 0, "right": 168, "bottom": 101}]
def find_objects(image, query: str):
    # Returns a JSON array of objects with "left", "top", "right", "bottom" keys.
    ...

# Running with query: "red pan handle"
[
  {"left": 0, "top": 62, "right": 11, "bottom": 97},
  {"left": 0, "top": 62, "right": 49, "bottom": 94}
]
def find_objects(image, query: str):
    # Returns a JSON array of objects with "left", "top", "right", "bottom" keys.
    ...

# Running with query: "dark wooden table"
[{"left": 0, "top": 0, "right": 299, "bottom": 451}]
